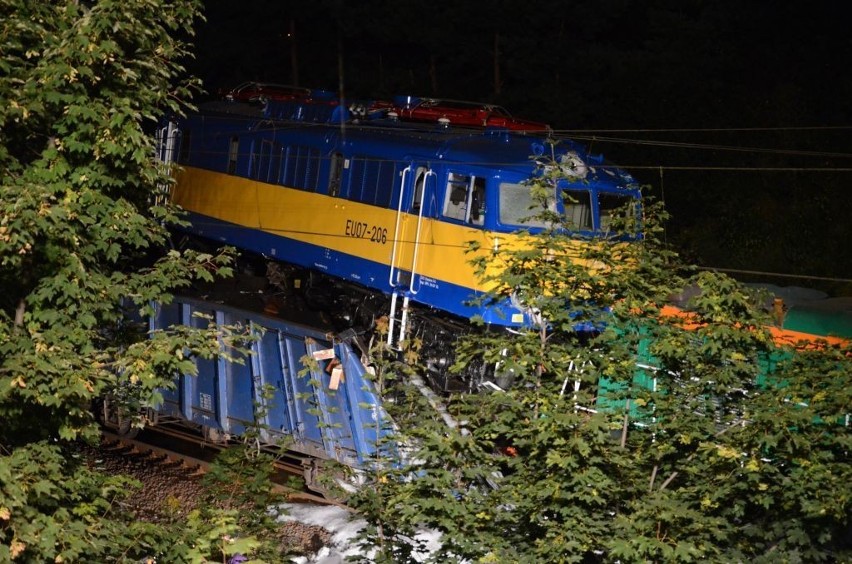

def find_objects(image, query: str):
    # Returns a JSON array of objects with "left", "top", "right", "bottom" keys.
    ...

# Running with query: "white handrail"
[
  {"left": 387, "top": 291, "right": 399, "bottom": 347},
  {"left": 408, "top": 169, "right": 434, "bottom": 295},
  {"left": 388, "top": 165, "right": 412, "bottom": 287}
]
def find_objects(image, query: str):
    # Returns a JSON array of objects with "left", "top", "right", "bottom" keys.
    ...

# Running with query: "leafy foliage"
[
  {"left": 0, "top": 0, "right": 280, "bottom": 560},
  {"left": 199, "top": 383, "right": 310, "bottom": 562},
  {"left": 199, "top": 445, "right": 286, "bottom": 562},
  {"left": 351, "top": 157, "right": 852, "bottom": 562}
]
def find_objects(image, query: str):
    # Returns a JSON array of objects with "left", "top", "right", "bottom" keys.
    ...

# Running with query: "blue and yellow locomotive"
[{"left": 158, "top": 92, "right": 641, "bottom": 384}]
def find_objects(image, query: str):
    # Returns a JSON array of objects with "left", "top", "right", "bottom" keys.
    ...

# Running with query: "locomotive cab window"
[
  {"left": 562, "top": 189, "right": 592, "bottom": 231},
  {"left": 498, "top": 182, "right": 555, "bottom": 228},
  {"left": 598, "top": 193, "right": 638, "bottom": 234},
  {"left": 411, "top": 166, "right": 428, "bottom": 213},
  {"left": 442, "top": 172, "right": 485, "bottom": 225}
]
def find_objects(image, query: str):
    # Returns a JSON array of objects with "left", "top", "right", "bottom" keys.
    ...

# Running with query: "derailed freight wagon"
[
  {"left": 586, "top": 286, "right": 852, "bottom": 421},
  {"left": 144, "top": 296, "right": 391, "bottom": 489}
]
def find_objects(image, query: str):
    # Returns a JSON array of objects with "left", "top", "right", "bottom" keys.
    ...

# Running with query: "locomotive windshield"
[
  {"left": 598, "top": 192, "right": 639, "bottom": 234},
  {"left": 498, "top": 182, "right": 556, "bottom": 228},
  {"left": 498, "top": 182, "right": 637, "bottom": 234},
  {"left": 563, "top": 189, "right": 592, "bottom": 231}
]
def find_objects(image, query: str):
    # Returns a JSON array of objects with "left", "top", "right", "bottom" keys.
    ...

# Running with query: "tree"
[
  {"left": 0, "top": 1, "right": 279, "bottom": 561},
  {"left": 350, "top": 158, "right": 852, "bottom": 562}
]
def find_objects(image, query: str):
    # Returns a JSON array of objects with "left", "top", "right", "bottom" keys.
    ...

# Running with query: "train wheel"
[
  {"left": 95, "top": 398, "right": 140, "bottom": 438},
  {"left": 302, "top": 459, "right": 360, "bottom": 501},
  {"left": 115, "top": 414, "right": 140, "bottom": 438}
]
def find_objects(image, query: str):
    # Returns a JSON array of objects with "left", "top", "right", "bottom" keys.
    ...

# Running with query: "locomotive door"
[
  {"left": 389, "top": 164, "right": 435, "bottom": 293},
  {"left": 387, "top": 164, "right": 435, "bottom": 347}
]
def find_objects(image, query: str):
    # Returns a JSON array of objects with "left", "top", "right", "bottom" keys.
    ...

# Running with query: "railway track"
[{"left": 99, "top": 425, "right": 345, "bottom": 507}]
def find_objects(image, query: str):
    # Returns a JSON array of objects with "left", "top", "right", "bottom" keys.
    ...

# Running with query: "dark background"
[{"left": 189, "top": 0, "right": 852, "bottom": 292}]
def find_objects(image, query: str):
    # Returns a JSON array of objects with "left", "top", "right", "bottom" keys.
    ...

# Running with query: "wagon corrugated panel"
[{"left": 150, "top": 297, "right": 389, "bottom": 468}]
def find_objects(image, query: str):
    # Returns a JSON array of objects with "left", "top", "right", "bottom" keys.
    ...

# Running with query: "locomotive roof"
[{"left": 192, "top": 100, "right": 637, "bottom": 191}]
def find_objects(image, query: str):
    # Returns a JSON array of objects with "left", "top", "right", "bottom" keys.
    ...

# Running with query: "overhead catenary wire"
[
  {"left": 190, "top": 109, "right": 852, "bottom": 135},
  {"left": 563, "top": 134, "right": 852, "bottom": 160},
  {"left": 553, "top": 125, "right": 852, "bottom": 133},
  {"left": 179, "top": 110, "right": 852, "bottom": 162},
  {"left": 185, "top": 218, "right": 852, "bottom": 285},
  {"left": 603, "top": 166, "right": 852, "bottom": 172},
  {"left": 176, "top": 145, "right": 852, "bottom": 173},
  {"left": 697, "top": 266, "right": 852, "bottom": 285}
]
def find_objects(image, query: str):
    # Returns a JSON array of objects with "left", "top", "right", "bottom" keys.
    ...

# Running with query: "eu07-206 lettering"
[{"left": 345, "top": 219, "right": 387, "bottom": 244}]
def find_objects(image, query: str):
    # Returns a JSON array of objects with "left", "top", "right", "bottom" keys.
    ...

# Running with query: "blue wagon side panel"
[
  {"left": 281, "top": 331, "right": 327, "bottom": 456},
  {"left": 152, "top": 303, "right": 183, "bottom": 412},
  {"left": 149, "top": 297, "right": 389, "bottom": 467},
  {"left": 254, "top": 328, "right": 296, "bottom": 445}
]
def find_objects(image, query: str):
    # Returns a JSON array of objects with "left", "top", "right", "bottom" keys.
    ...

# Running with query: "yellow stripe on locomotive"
[
  {"left": 164, "top": 97, "right": 643, "bottom": 327},
  {"left": 173, "top": 165, "right": 498, "bottom": 294}
]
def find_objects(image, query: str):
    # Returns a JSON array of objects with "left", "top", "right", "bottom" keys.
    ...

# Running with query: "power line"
[
  {"left": 180, "top": 105, "right": 852, "bottom": 156},
  {"left": 169, "top": 111, "right": 852, "bottom": 173},
  {"left": 562, "top": 134, "right": 852, "bottom": 159},
  {"left": 698, "top": 266, "right": 852, "bottom": 284},
  {"left": 556, "top": 125, "right": 852, "bottom": 133},
  {"left": 617, "top": 165, "right": 852, "bottom": 172},
  {"left": 176, "top": 146, "right": 852, "bottom": 173}
]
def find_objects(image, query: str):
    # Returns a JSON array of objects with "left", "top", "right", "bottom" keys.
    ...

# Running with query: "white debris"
[{"left": 278, "top": 503, "right": 444, "bottom": 563}]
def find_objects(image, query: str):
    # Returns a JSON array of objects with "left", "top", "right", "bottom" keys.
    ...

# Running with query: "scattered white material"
[
  {"left": 278, "top": 504, "right": 365, "bottom": 563},
  {"left": 278, "top": 503, "right": 444, "bottom": 563}
]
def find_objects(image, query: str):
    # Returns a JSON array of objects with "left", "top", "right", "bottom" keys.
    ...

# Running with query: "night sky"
[{"left": 188, "top": 1, "right": 852, "bottom": 287}]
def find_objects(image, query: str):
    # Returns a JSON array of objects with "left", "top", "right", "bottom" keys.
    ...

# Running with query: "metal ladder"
[{"left": 387, "top": 165, "right": 434, "bottom": 348}]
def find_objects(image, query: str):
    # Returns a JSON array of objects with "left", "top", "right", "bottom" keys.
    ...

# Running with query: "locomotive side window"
[
  {"left": 442, "top": 173, "right": 485, "bottom": 225},
  {"left": 177, "top": 129, "right": 191, "bottom": 164},
  {"left": 411, "top": 167, "right": 427, "bottom": 212},
  {"left": 227, "top": 135, "right": 239, "bottom": 174},
  {"left": 562, "top": 189, "right": 592, "bottom": 231},
  {"left": 328, "top": 152, "right": 344, "bottom": 197},
  {"left": 498, "top": 182, "right": 553, "bottom": 228}
]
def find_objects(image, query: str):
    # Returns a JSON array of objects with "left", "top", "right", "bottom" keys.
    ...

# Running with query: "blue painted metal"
[
  {"left": 149, "top": 296, "right": 389, "bottom": 468},
  {"left": 165, "top": 98, "right": 641, "bottom": 331},
  {"left": 179, "top": 210, "right": 517, "bottom": 325}
]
